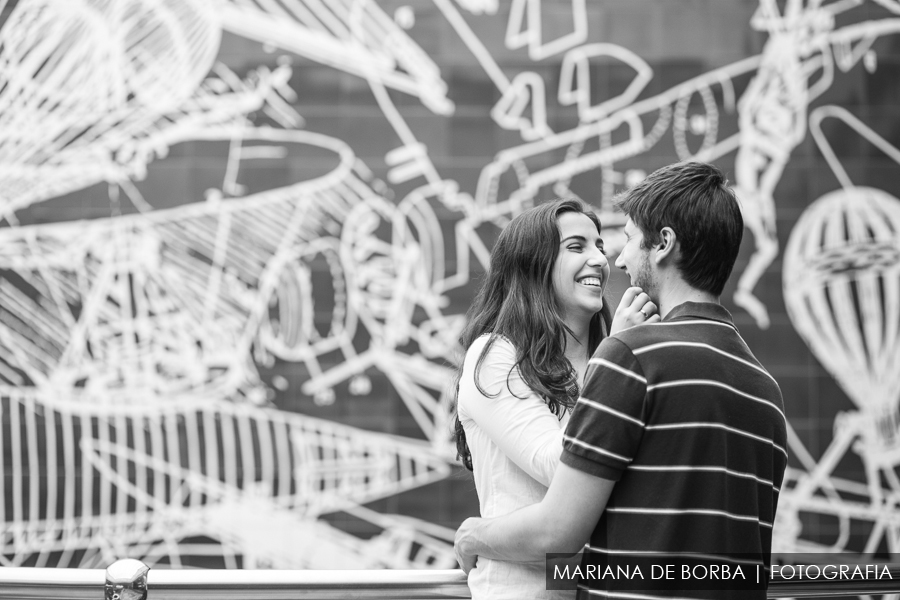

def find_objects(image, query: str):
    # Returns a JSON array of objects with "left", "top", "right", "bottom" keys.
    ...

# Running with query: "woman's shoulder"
[{"left": 458, "top": 333, "right": 526, "bottom": 415}]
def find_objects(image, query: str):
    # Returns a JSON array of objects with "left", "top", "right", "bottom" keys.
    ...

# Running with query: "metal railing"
[{"left": 0, "top": 560, "right": 899, "bottom": 599}]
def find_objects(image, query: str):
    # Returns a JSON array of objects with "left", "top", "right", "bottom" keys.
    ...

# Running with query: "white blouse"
[{"left": 457, "top": 334, "right": 575, "bottom": 600}]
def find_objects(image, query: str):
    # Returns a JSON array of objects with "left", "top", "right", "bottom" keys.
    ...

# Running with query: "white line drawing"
[
  {"left": 505, "top": 0, "right": 588, "bottom": 61},
  {"left": 0, "top": 389, "right": 452, "bottom": 568},
  {"left": 558, "top": 44, "right": 654, "bottom": 124},
  {"left": 442, "top": 0, "right": 900, "bottom": 327},
  {"left": 0, "top": 0, "right": 464, "bottom": 568},
  {"left": 1, "top": 0, "right": 899, "bottom": 571},
  {"left": 453, "top": 0, "right": 498, "bottom": 16},
  {"left": 0, "top": 0, "right": 454, "bottom": 222},
  {"left": 0, "top": 122, "right": 460, "bottom": 566},
  {"left": 491, "top": 72, "right": 550, "bottom": 141},
  {"left": 216, "top": 0, "right": 453, "bottom": 116},
  {"left": 777, "top": 105, "right": 900, "bottom": 556}
]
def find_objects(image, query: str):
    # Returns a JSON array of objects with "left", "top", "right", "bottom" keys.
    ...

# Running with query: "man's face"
[{"left": 615, "top": 218, "right": 658, "bottom": 301}]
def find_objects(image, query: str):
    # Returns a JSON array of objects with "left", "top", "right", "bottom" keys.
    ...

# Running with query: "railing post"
[{"left": 104, "top": 560, "right": 150, "bottom": 600}]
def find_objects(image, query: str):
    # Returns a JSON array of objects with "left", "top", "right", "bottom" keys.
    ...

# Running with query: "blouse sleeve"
[{"left": 457, "top": 336, "right": 566, "bottom": 487}]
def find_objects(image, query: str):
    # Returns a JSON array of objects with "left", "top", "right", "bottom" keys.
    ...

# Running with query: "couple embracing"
[{"left": 452, "top": 162, "right": 787, "bottom": 600}]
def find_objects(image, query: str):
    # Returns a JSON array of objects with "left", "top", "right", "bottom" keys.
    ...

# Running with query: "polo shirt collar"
[{"left": 662, "top": 301, "right": 735, "bottom": 326}]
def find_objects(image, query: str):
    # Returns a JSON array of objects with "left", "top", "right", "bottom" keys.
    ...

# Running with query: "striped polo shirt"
[{"left": 561, "top": 302, "right": 787, "bottom": 599}]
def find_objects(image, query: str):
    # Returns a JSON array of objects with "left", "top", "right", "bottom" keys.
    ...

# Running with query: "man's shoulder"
[
  {"left": 603, "top": 321, "right": 680, "bottom": 350},
  {"left": 607, "top": 310, "right": 741, "bottom": 349},
  {"left": 600, "top": 319, "right": 777, "bottom": 392}
]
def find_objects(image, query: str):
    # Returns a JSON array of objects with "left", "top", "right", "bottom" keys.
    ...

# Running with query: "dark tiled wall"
[
  {"left": 223, "top": 1, "right": 900, "bottom": 545},
  {"left": 18, "top": 0, "right": 900, "bottom": 549}
]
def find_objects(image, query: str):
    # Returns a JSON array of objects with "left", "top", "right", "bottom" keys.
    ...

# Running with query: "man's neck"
[{"left": 656, "top": 278, "right": 719, "bottom": 319}]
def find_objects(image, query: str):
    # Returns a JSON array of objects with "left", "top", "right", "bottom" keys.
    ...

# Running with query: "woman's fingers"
[
  {"left": 618, "top": 286, "right": 642, "bottom": 306},
  {"left": 638, "top": 300, "right": 658, "bottom": 318},
  {"left": 620, "top": 288, "right": 655, "bottom": 317},
  {"left": 609, "top": 287, "right": 659, "bottom": 334}
]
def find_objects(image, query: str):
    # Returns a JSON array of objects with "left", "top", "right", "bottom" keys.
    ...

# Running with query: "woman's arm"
[{"left": 458, "top": 336, "right": 566, "bottom": 486}]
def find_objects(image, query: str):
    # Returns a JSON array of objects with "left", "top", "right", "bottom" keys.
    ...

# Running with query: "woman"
[{"left": 454, "top": 198, "right": 657, "bottom": 599}]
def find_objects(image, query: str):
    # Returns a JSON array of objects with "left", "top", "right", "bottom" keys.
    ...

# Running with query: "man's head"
[{"left": 614, "top": 161, "right": 743, "bottom": 298}]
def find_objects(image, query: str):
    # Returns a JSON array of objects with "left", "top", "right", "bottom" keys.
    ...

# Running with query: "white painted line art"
[
  {"left": 0, "top": 0, "right": 461, "bottom": 568},
  {"left": 777, "top": 104, "right": 900, "bottom": 556},
  {"left": 453, "top": 0, "right": 497, "bottom": 16},
  {"left": 216, "top": 0, "right": 453, "bottom": 115},
  {"left": 491, "top": 72, "right": 550, "bottom": 142},
  {"left": 0, "top": 0, "right": 898, "bottom": 571},
  {"left": 505, "top": 0, "right": 588, "bottom": 61},
  {"left": 557, "top": 44, "right": 654, "bottom": 124},
  {"left": 444, "top": 0, "right": 900, "bottom": 326},
  {"left": 0, "top": 390, "right": 451, "bottom": 568}
]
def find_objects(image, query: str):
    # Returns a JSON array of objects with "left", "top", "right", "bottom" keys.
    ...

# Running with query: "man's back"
[{"left": 561, "top": 302, "right": 787, "bottom": 597}]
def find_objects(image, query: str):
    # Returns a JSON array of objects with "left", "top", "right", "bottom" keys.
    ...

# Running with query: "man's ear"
[{"left": 654, "top": 227, "right": 677, "bottom": 264}]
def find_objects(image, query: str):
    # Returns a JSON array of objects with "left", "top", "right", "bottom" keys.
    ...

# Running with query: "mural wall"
[{"left": 0, "top": 0, "right": 899, "bottom": 569}]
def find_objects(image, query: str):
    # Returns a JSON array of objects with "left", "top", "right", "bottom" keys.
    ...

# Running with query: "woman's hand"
[
  {"left": 454, "top": 517, "right": 482, "bottom": 574},
  {"left": 609, "top": 287, "right": 660, "bottom": 335}
]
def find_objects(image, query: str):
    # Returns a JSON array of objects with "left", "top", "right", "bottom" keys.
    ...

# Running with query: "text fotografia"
[{"left": 773, "top": 563, "right": 893, "bottom": 581}]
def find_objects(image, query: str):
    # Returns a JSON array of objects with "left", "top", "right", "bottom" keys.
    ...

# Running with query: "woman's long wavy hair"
[{"left": 453, "top": 199, "right": 613, "bottom": 471}]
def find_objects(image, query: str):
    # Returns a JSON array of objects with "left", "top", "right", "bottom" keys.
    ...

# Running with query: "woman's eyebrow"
[{"left": 560, "top": 235, "right": 587, "bottom": 244}]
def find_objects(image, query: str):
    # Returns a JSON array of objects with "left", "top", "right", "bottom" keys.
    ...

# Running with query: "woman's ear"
[{"left": 654, "top": 227, "right": 677, "bottom": 264}]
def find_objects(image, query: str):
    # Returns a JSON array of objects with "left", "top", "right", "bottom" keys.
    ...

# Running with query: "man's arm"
[
  {"left": 454, "top": 462, "right": 614, "bottom": 573},
  {"left": 454, "top": 336, "right": 645, "bottom": 573}
]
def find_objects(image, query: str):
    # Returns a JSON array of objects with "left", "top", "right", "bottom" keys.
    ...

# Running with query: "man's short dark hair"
[{"left": 614, "top": 162, "right": 743, "bottom": 297}]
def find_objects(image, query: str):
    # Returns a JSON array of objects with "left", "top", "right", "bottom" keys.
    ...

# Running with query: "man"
[{"left": 454, "top": 162, "right": 787, "bottom": 599}]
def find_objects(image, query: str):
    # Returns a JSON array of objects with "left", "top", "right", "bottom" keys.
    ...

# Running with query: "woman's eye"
[{"left": 568, "top": 244, "right": 582, "bottom": 251}]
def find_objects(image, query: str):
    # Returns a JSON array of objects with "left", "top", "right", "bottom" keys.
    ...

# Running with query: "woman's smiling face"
[{"left": 552, "top": 211, "right": 609, "bottom": 328}]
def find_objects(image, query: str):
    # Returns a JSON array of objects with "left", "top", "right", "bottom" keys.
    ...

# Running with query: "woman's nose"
[{"left": 587, "top": 249, "right": 608, "bottom": 266}]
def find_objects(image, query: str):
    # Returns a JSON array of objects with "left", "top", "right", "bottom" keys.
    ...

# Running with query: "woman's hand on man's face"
[{"left": 609, "top": 286, "right": 660, "bottom": 335}]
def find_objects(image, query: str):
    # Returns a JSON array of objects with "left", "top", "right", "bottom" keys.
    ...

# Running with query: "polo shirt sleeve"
[{"left": 561, "top": 337, "right": 647, "bottom": 481}]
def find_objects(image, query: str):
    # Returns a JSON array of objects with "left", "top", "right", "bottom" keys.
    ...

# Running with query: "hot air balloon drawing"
[{"left": 776, "top": 105, "right": 900, "bottom": 555}]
